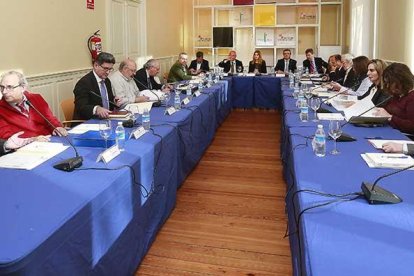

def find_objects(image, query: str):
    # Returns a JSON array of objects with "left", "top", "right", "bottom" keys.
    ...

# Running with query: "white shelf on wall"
[{"left": 192, "top": 0, "right": 343, "bottom": 68}]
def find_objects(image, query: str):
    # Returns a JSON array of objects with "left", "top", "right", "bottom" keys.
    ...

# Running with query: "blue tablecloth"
[
  {"left": 281, "top": 85, "right": 414, "bottom": 276},
  {"left": 231, "top": 75, "right": 282, "bottom": 108},
  {"left": 0, "top": 80, "right": 231, "bottom": 275},
  {"left": 0, "top": 125, "right": 177, "bottom": 275}
]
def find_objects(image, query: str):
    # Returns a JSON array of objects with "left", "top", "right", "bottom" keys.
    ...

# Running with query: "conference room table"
[
  {"left": 281, "top": 84, "right": 414, "bottom": 276},
  {"left": 230, "top": 75, "right": 282, "bottom": 109},
  {"left": 0, "top": 81, "right": 231, "bottom": 275}
]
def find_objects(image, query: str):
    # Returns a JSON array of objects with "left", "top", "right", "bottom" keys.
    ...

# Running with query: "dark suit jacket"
[
  {"left": 334, "top": 67, "right": 346, "bottom": 83},
  {"left": 0, "top": 140, "right": 6, "bottom": 156},
  {"left": 134, "top": 68, "right": 162, "bottom": 91},
  {"left": 303, "top": 57, "right": 328, "bottom": 74},
  {"left": 189, "top": 59, "right": 210, "bottom": 73},
  {"left": 342, "top": 68, "right": 358, "bottom": 89},
  {"left": 73, "top": 71, "right": 116, "bottom": 120},
  {"left": 274, "top": 58, "right": 297, "bottom": 72},
  {"left": 358, "top": 85, "right": 389, "bottom": 107},
  {"left": 248, "top": 60, "right": 267, "bottom": 73},
  {"left": 218, "top": 59, "right": 243, "bottom": 73}
]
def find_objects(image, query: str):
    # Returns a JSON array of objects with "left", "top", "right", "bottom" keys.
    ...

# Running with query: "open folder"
[
  {"left": 124, "top": 102, "right": 153, "bottom": 114},
  {"left": 343, "top": 96, "right": 390, "bottom": 126}
]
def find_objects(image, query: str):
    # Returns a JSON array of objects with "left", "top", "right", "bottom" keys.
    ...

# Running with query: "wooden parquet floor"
[{"left": 136, "top": 109, "right": 292, "bottom": 275}]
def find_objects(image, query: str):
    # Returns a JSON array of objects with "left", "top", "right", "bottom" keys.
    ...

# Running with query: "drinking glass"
[
  {"left": 163, "top": 92, "right": 171, "bottom": 107},
  {"left": 310, "top": 97, "right": 321, "bottom": 122},
  {"left": 329, "top": 120, "right": 342, "bottom": 155},
  {"left": 99, "top": 120, "right": 112, "bottom": 149},
  {"left": 304, "top": 86, "right": 313, "bottom": 103},
  {"left": 237, "top": 66, "right": 243, "bottom": 73}
]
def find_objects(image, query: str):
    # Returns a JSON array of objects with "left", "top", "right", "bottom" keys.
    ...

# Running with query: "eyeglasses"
[
  {"left": 0, "top": 84, "right": 21, "bottom": 92},
  {"left": 99, "top": 65, "right": 114, "bottom": 72}
]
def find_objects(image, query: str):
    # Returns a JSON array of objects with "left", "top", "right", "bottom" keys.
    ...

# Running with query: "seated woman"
[
  {"left": 248, "top": 50, "right": 267, "bottom": 74},
  {"left": 357, "top": 59, "right": 389, "bottom": 106},
  {"left": 0, "top": 71, "right": 67, "bottom": 139},
  {"left": 373, "top": 62, "right": 414, "bottom": 135},
  {"left": 332, "top": 55, "right": 372, "bottom": 96}
]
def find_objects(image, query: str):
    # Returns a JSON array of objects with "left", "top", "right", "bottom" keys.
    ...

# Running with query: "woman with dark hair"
[
  {"left": 373, "top": 62, "right": 414, "bottom": 135},
  {"left": 332, "top": 55, "right": 372, "bottom": 96},
  {"left": 248, "top": 50, "right": 267, "bottom": 74}
]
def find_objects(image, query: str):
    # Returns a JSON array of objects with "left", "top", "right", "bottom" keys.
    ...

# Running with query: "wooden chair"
[{"left": 60, "top": 98, "right": 84, "bottom": 128}]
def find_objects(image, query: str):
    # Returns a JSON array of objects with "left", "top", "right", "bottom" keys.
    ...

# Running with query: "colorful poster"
[
  {"left": 233, "top": 0, "right": 254, "bottom": 5},
  {"left": 256, "top": 28, "right": 275, "bottom": 46}
]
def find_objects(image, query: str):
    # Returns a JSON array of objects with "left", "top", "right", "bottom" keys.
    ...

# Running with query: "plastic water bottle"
[
  {"left": 296, "top": 89, "right": 304, "bottom": 107},
  {"left": 299, "top": 98, "right": 309, "bottom": 122},
  {"left": 115, "top": 122, "right": 126, "bottom": 151},
  {"left": 313, "top": 125, "right": 326, "bottom": 157},
  {"left": 293, "top": 86, "right": 300, "bottom": 99},
  {"left": 142, "top": 107, "right": 150, "bottom": 130},
  {"left": 289, "top": 72, "right": 294, "bottom": 88},
  {"left": 174, "top": 91, "right": 181, "bottom": 110},
  {"left": 198, "top": 82, "right": 203, "bottom": 93},
  {"left": 186, "top": 86, "right": 193, "bottom": 100}
]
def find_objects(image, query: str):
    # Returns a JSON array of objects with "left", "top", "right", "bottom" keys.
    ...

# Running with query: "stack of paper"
[
  {"left": 361, "top": 153, "right": 414, "bottom": 169},
  {"left": 124, "top": 102, "right": 153, "bottom": 114},
  {"left": 368, "top": 139, "right": 414, "bottom": 149},
  {"left": 0, "top": 142, "right": 69, "bottom": 170}
]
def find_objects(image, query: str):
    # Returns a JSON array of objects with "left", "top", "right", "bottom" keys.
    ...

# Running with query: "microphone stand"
[
  {"left": 361, "top": 163, "right": 413, "bottom": 204},
  {"left": 26, "top": 99, "right": 83, "bottom": 172},
  {"left": 133, "top": 76, "right": 162, "bottom": 107}
]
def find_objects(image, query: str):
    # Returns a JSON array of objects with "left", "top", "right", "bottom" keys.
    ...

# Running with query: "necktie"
[
  {"left": 100, "top": 80, "right": 109, "bottom": 109},
  {"left": 147, "top": 77, "right": 152, "bottom": 89},
  {"left": 310, "top": 60, "right": 315, "bottom": 73},
  {"left": 17, "top": 101, "right": 29, "bottom": 116},
  {"left": 230, "top": 61, "right": 234, "bottom": 73},
  {"left": 284, "top": 60, "right": 289, "bottom": 72}
]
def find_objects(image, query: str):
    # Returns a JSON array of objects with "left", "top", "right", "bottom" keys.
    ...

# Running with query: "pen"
[
  {"left": 384, "top": 156, "right": 409, "bottom": 159},
  {"left": 364, "top": 136, "right": 383, "bottom": 139}
]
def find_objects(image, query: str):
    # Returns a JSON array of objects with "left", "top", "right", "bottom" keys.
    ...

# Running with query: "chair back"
[{"left": 60, "top": 98, "right": 75, "bottom": 121}]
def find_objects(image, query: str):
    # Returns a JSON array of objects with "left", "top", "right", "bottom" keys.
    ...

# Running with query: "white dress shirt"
[{"left": 109, "top": 70, "right": 141, "bottom": 104}]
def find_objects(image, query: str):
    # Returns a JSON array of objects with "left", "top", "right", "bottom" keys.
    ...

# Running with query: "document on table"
[
  {"left": 317, "top": 113, "right": 345, "bottom": 121},
  {"left": 68, "top": 123, "right": 101, "bottom": 134},
  {"left": 124, "top": 101, "right": 153, "bottom": 114},
  {"left": 0, "top": 142, "right": 69, "bottom": 170},
  {"left": 368, "top": 139, "right": 414, "bottom": 149},
  {"left": 330, "top": 95, "right": 357, "bottom": 111},
  {"left": 361, "top": 153, "right": 414, "bottom": 169},
  {"left": 343, "top": 96, "right": 377, "bottom": 121}
]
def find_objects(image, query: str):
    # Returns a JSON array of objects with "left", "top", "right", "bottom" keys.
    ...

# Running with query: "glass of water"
[
  {"left": 329, "top": 120, "right": 342, "bottom": 155},
  {"left": 99, "top": 120, "right": 112, "bottom": 149},
  {"left": 310, "top": 97, "right": 321, "bottom": 122}
]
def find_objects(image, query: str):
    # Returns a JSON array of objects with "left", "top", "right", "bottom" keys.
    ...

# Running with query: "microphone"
[
  {"left": 361, "top": 163, "right": 413, "bottom": 204},
  {"left": 133, "top": 76, "right": 162, "bottom": 107},
  {"left": 25, "top": 99, "right": 83, "bottom": 172},
  {"left": 89, "top": 91, "right": 135, "bottom": 128}
]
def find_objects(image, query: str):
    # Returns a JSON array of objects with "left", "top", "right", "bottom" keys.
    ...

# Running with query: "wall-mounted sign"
[{"left": 87, "top": 0, "right": 94, "bottom": 10}]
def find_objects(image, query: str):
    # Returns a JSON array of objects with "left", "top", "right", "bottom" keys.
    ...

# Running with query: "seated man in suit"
[
  {"left": 331, "top": 54, "right": 358, "bottom": 89},
  {"left": 73, "top": 52, "right": 119, "bottom": 120},
  {"left": 0, "top": 71, "right": 67, "bottom": 139},
  {"left": 382, "top": 142, "right": 414, "bottom": 155},
  {"left": 218, "top": 50, "right": 243, "bottom": 74},
  {"left": 134, "top": 59, "right": 170, "bottom": 92},
  {"left": 274, "top": 49, "right": 297, "bottom": 74},
  {"left": 302, "top": 48, "right": 328, "bottom": 74},
  {"left": 109, "top": 58, "right": 149, "bottom": 105},
  {"left": 167, "top": 52, "right": 193, "bottom": 83},
  {"left": 189, "top": 51, "right": 210, "bottom": 75},
  {"left": 0, "top": 131, "right": 34, "bottom": 156}
]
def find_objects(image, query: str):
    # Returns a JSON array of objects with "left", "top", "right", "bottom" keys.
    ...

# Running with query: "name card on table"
[
  {"left": 165, "top": 107, "right": 177, "bottom": 115},
  {"left": 181, "top": 97, "right": 190, "bottom": 105},
  {"left": 96, "top": 145, "right": 120, "bottom": 164},
  {"left": 131, "top": 126, "right": 147, "bottom": 139},
  {"left": 194, "top": 90, "right": 201, "bottom": 97}
]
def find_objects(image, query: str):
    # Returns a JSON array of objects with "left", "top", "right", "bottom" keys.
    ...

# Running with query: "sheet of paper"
[
  {"left": 330, "top": 95, "right": 357, "bottom": 111},
  {"left": 300, "top": 80, "right": 313, "bottom": 85},
  {"left": 361, "top": 153, "right": 414, "bottom": 169},
  {"left": 124, "top": 101, "right": 153, "bottom": 114},
  {"left": 140, "top": 89, "right": 164, "bottom": 101},
  {"left": 343, "top": 96, "right": 376, "bottom": 121},
  {"left": 317, "top": 113, "right": 345, "bottom": 121},
  {"left": 368, "top": 139, "right": 414, "bottom": 149},
  {"left": 68, "top": 123, "right": 101, "bottom": 134},
  {"left": 0, "top": 142, "right": 69, "bottom": 170}
]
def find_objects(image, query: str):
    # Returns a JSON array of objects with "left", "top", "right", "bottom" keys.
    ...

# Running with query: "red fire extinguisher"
[{"left": 87, "top": 30, "right": 102, "bottom": 63}]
